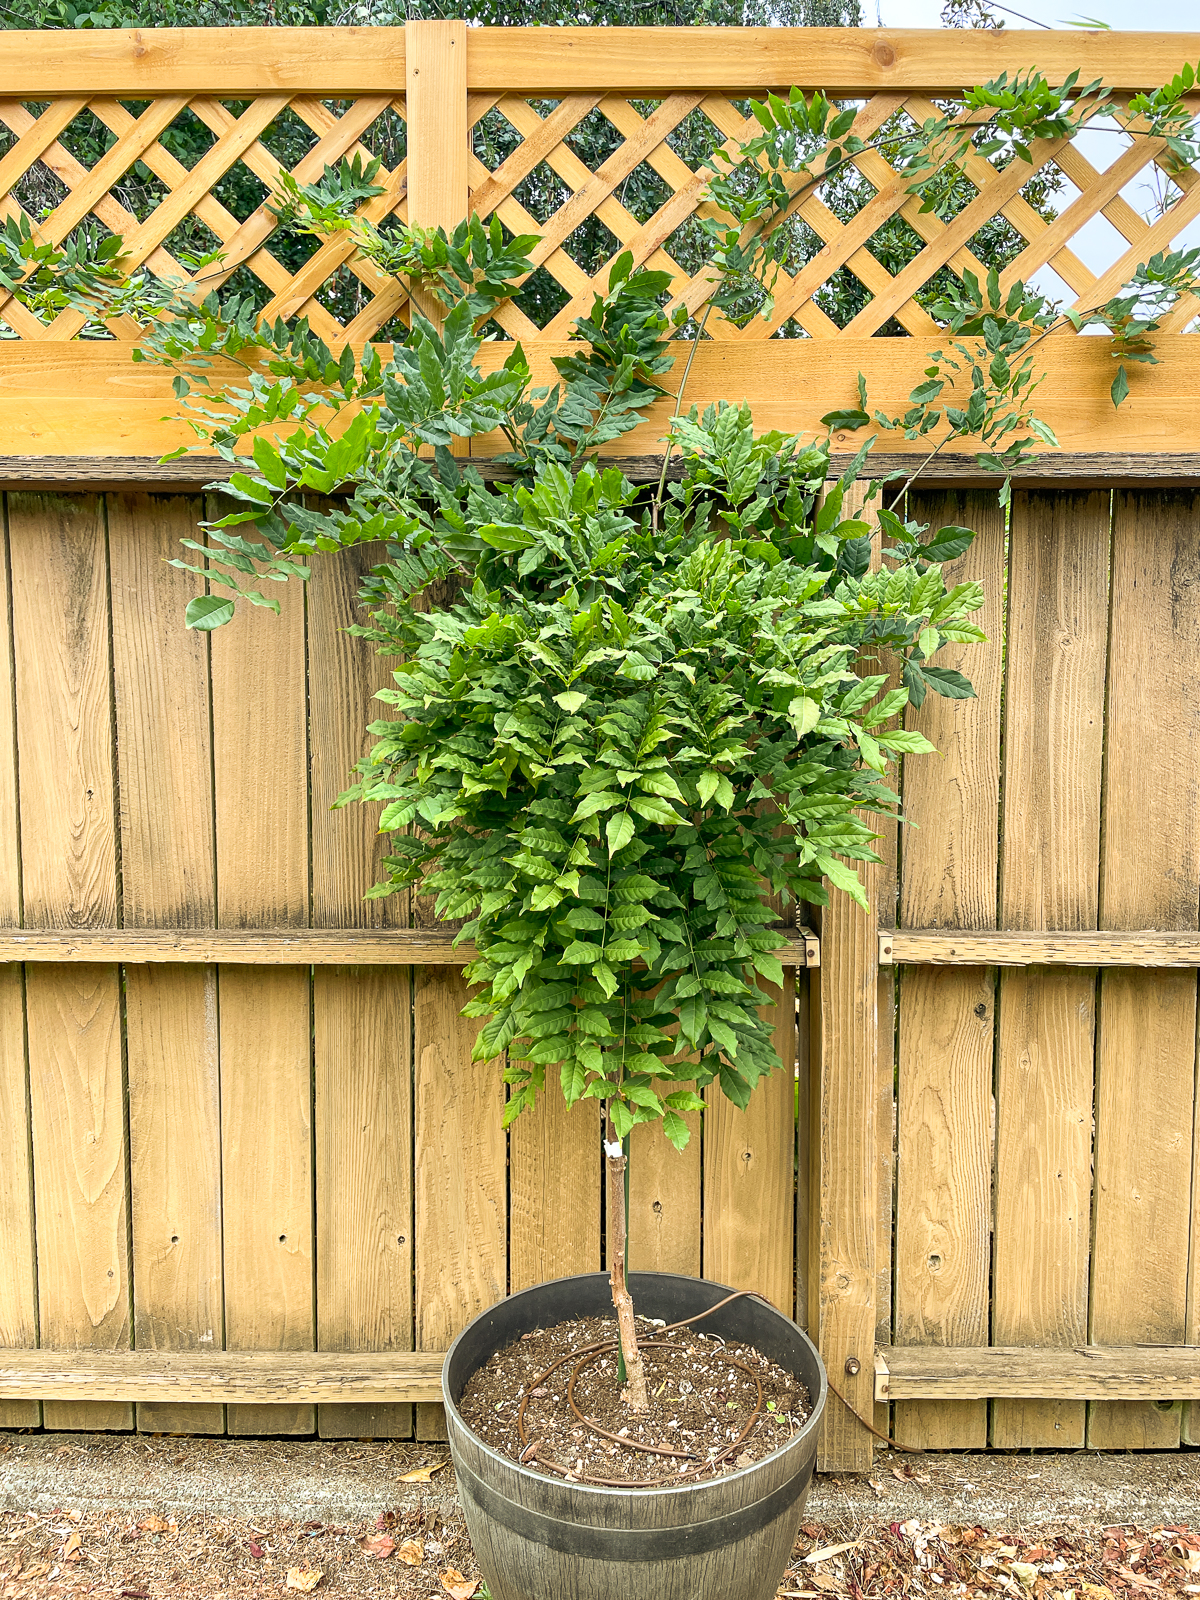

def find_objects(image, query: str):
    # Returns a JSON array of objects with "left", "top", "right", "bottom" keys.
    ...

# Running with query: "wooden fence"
[{"left": 1, "top": 25, "right": 1200, "bottom": 1473}]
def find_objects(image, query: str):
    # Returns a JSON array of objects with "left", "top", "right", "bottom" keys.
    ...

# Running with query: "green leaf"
[
  {"left": 629, "top": 796, "right": 681, "bottom": 826},
  {"left": 561, "top": 1056, "right": 587, "bottom": 1106},
  {"left": 607, "top": 811, "right": 635, "bottom": 856},
  {"left": 609, "top": 1099, "right": 635, "bottom": 1140},
  {"left": 662, "top": 1110, "right": 691, "bottom": 1150},
  {"left": 572, "top": 790, "right": 621, "bottom": 821},
  {"left": 678, "top": 994, "right": 708, "bottom": 1047},
  {"left": 1111, "top": 364, "right": 1130, "bottom": 407},
  {"left": 788, "top": 696, "right": 821, "bottom": 738},
  {"left": 919, "top": 665, "right": 976, "bottom": 699},
  {"left": 185, "top": 594, "right": 236, "bottom": 630},
  {"left": 623, "top": 1084, "right": 663, "bottom": 1114},
  {"left": 818, "top": 854, "right": 869, "bottom": 910},
  {"left": 877, "top": 728, "right": 937, "bottom": 755},
  {"left": 553, "top": 690, "right": 587, "bottom": 713}
]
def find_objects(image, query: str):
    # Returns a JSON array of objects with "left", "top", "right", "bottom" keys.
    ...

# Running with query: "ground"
[{"left": 4, "top": 1434, "right": 1200, "bottom": 1598}]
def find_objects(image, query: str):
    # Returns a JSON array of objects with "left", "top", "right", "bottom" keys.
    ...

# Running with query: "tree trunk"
[{"left": 605, "top": 1116, "right": 648, "bottom": 1412}]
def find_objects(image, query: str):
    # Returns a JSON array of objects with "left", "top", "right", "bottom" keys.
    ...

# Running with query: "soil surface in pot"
[{"left": 458, "top": 1313, "right": 811, "bottom": 1488}]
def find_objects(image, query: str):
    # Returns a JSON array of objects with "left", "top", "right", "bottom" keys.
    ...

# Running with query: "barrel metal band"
[{"left": 453, "top": 1450, "right": 810, "bottom": 1562}]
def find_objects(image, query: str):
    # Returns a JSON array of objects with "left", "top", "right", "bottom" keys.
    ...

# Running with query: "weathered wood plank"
[
  {"left": 219, "top": 968, "right": 315, "bottom": 1437},
  {"left": 894, "top": 490, "right": 1003, "bottom": 1452},
  {"left": 703, "top": 975, "right": 796, "bottom": 1316},
  {"left": 413, "top": 969, "right": 506, "bottom": 1442},
  {"left": 812, "top": 481, "right": 887, "bottom": 1471},
  {"left": 1092, "top": 490, "right": 1200, "bottom": 1450},
  {"left": 9, "top": 494, "right": 117, "bottom": 930},
  {"left": 628, "top": 1082, "right": 701, "bottom": 1280},
  {"left": 125, "top": 965, "right": 223, "bottom": 1436},
  {"left": 991, "top": 490, "right": 1108, "bottom": 1450},
  {"left": 10, "top": 492, "right": 130, "bottom": 1431},
  {"left": 109, "top": 492, "right": 224, "bottom": 1436},
  {"left": 0, "top": 511, "right": 36, "bottom": 1428},
  {"left": 0, "top": 508, "right": 17, "bottom": 924},
  {"left": 210, "top": 517, "right": 314, "bottom": 1436},
  {"left": 309, "top": 535, "right": 414, "bottom": 1441},
  {"left": 0, "top": 1348, "right": 444, "bottom": 1404},
  {"left": 0, "top": 927, "right": 817, "bottom": 965},
  {"left": 875, "top": 1345, "right": 1200, "bottom": 1402},
  {"left": 509, "top": 1085, "right": 601, "bottom": 1294},
  {"left": 0, "top": 966, "right": 38, "bottom": 1428},
  {"left": 882, "top": 930, "right": 1200, "bottom": 966},
  {"left": 815, "top": 883, "right": 876, "bottom": 1472},
  {"left": 315, "top": 968, "right": 414, "bottom": 1440},
  {"left": 26, "top": 966, "right": 130, "bottom": 1431},
  {"left": 308, "top": 538, "right": 406, "bottom": 932}
]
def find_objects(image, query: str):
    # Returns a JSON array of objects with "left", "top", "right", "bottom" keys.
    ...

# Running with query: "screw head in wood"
[{"left": 844, "top": 1355, "right": 861, "bottom": 1377}]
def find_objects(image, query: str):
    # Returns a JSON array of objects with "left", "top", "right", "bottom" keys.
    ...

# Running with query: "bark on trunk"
[{"left": 605, "top": 1117, "right": 648, "bottom": 1413}]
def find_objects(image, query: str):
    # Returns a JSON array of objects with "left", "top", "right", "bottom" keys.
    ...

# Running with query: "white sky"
[
  {"left": 860, "top": 8, "right": 1200, "bottom": 302},
  {"left": 875, "top": 0, "right": 1199, "bottom": 28}
]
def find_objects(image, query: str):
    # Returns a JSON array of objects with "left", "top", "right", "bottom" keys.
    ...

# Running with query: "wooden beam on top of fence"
[
  {"left": 882, "top": 930, "right": 1200, "bottom": 966},
  {"left": 0, "top": 927, "right": 819, "bottom": 966},
  {"left": 875, "top": 1346, "right": 1200, "bottom": 1403},
  {"left": 0, "top": 26, "right": 1195, "bottom": 97},
  {"left": 464, "top": 27, "right": 1200, "bottom": 95},
  {"left": 6, "top": 337, "right": 1200, "bottom": 459}
]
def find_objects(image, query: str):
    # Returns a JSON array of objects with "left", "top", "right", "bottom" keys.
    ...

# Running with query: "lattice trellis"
[{"left": 0, "top": 74, "right": 1198, "bottom": 344}]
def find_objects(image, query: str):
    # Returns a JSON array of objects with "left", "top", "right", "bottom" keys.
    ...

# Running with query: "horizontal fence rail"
[
  {"left": 0, "top": 1351, "right": 446, "bottom": 1406},
  {"left": 880, "top": 931, "right": 1200, "bottom": 966},
  {"left": 0, "top": 928, "right": 821, "bottom": 966},
  {"left": 875, "top": 1348, "right": 1200, "bottom": 1403}
]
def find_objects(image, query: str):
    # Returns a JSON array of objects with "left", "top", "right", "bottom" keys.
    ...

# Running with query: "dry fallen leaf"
[
  {"left": 363, "top": 1533, "right": 396, "bottom": 1560},
  {"left": 440, "top": 1570, "right": 481, "bottom": 1600},
  {"left": 400, "top": 1461, "right": 448, "bottom": 1484},
  {"left": 397, "top": 1539, "right": 425, "bottom": 1566},
  {"left": 140, "top": 1515, "right": 170, "bottom": 1534},
  {"left": 248, "top": 1541, "right": 265, "bottom": 1560},
  {"left": 286, "top": 1566, "right": 324, "bottom": 1592},
  {"left": 62, "top": 1532, "right": 82, "bottom": 1562}
]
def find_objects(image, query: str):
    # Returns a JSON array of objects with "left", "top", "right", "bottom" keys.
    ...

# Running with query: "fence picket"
[
  {"left": 1090, "top": 490, "right": 1200, "bottom": 1450},
  {"left": 10, "top": 493, "right": 130, "bottom": 1431},
  {"left": 210, "top": 521, "right": 314, "bottom": 1436},
  {"left": 894, "top": 491, "right": 1003, "bottom": 1451},
  {"left": 992, "top": 491, "right": 1109, "bottom": 1450},
  {"left": 309, "top": 539, "right": 415, "bottom": 1441},
  {"left": 110, "top": 493, "right": 224, "bottom": 1437}
]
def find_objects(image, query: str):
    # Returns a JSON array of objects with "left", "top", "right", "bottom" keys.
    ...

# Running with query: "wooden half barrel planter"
[{"left": 443, "top": 1271, "right": 827, "bottom": 1600}]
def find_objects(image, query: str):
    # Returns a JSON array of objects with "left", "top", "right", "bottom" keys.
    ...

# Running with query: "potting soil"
[{"left": 458, "top": 1313, "right": 811, "bottom": 1487}]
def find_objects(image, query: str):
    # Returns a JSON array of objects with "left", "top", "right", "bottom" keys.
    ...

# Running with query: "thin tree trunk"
[{"left": 605, "top": 1114, "right": 648, "bottom": 1412}]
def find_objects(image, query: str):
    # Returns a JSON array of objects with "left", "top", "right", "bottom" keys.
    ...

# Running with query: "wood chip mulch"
[{"left": 5, "top": 1498, "right": 1200, "bottom": 1599}]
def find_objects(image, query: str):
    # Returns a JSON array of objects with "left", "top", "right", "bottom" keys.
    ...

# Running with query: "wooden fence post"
[
  {"left": 405, "top": 18, "right": 468, "bottom": 331},
  {"left": 816, "top": 892, "right": 878, "bottom": 1473},
  {"left": 405, "top": 20, "right": 504, "bottom": 1445},
  {"left": 814, "top": 482, "right": 882, "bottom": 1475}
]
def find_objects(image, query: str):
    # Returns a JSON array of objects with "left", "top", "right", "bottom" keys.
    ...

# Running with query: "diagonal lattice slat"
[{"left": 0, "top": 70, "right": 1195, "bottom": 351}]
